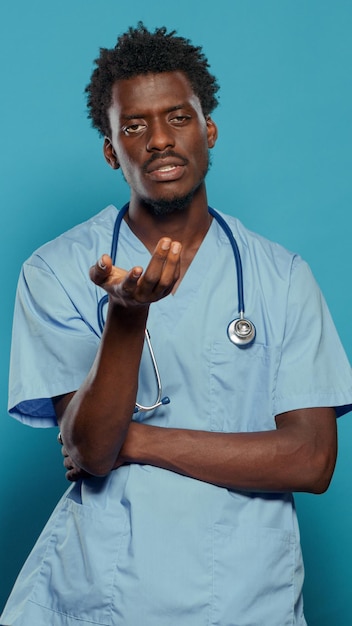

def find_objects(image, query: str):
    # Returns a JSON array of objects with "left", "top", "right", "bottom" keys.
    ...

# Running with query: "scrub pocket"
[
  {"left": 209, "top": 340, "right": 276, "bottom": 432},
  {"left": 211, "top": 523, "right": 296, "bottom": 626},
  {"left": 29, "top": 494, "right": 128, "bottom": 625}
]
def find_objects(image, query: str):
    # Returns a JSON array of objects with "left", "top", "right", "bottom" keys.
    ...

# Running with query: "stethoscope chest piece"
[{"left": 227, "top": 316, "right": 256, "bottom": 347}]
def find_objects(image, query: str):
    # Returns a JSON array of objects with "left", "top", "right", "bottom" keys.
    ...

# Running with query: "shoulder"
[
  {"left": 24, "top": 205, "right": 119, "bottom": 275},
  {"left": 212, "top": 208, "right": 303, "bottom": 277}
]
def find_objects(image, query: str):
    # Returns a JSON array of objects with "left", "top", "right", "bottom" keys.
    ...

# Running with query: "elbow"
[
  {"left": 308, "top": 478, "right": 331, "bottom": 496},
  {"left": 278, "top": 407, "right": 338, "bottom": 495},
  {"left": 59, "top": 417, "right": 124, "bottom": 478},
  {"left": 60, "top": 430, "right": 120, "bottom": 477},
  {"left": 74, "top": 446, "right": 118, "bottom": 477},
  {"left": 303, "top": 447, "right": 337, "bottom": 495},
  {"left": 308, "top": 468, "right": 335, "bottom": 495}
]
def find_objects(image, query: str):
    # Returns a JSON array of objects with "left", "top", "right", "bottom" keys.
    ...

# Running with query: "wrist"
[
  {"left": 107, "top": 300, "right": 149, "bottom": 330},
  {"left": 120, "top": 422, "right": 150, "bottom": 464}
]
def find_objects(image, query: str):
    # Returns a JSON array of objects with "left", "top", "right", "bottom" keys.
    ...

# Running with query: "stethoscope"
[{"left": 97, "top": 204, "right": 256, "bottom": 413}]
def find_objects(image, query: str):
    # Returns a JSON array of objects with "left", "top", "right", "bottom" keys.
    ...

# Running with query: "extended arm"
[
  {"left": 55, "top": 238, "right": 182, "bottom": 476},
  {"left": 115, "top": 407, "right": 337, "bottom": 494},
  {"left": 60, "top": 405, "right": 337, "bottom": 494}
]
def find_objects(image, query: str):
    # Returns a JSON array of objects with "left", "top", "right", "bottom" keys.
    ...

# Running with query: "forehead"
[{"left": 109, "top": 71, "right": 203, "bottom": 119}]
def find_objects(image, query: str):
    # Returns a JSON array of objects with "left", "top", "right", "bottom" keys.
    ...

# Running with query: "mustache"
[{"left": 142, "top": 150, "right": 189, "bottom": 173}]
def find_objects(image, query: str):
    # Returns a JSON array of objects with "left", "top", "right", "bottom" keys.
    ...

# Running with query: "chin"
[{"left": 142, "top": 191, "right": 195, "bottom": 216}]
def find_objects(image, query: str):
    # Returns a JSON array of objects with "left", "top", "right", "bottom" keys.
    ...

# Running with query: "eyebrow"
[{"left": 122, "top": 104, "right": 187, "bottom": 121}]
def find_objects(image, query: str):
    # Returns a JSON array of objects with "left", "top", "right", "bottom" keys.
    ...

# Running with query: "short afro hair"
[{"left": 85, "top": 22, "right": 220, "bottom": 137}]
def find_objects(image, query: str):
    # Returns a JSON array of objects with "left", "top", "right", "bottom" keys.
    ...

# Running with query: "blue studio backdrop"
[{"left": 1, "top": 2, "right": 351, "bottom": 623}]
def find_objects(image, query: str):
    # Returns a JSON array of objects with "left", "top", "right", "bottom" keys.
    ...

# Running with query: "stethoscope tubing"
[
  {"left": 207, "top": 206, "right": 245, "bottom": 316},
  {"left": 96, "top": 204, "right": 256, "bottom": 411},
  {"left": 97, "top": 203, "right": 249, "bottom": 331},
  {"left": 97, "top": 206, "right": 127, "bottom": 332}
]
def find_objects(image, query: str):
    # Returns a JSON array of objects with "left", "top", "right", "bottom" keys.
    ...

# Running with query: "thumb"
[{"left": 89, "top": 254, "right": 113, "bottom": 286}]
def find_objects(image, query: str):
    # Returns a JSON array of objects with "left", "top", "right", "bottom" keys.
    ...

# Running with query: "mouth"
[{"left": 144, "top": 156, "right": 188, "bottom": 182}]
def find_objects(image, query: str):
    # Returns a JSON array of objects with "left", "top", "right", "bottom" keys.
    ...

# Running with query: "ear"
[
  {"left": 206, "top": 117, "right": 218, "bottom": 149},
  {"left": 103, "top": 137, "right": 120, "bottom": 170}
]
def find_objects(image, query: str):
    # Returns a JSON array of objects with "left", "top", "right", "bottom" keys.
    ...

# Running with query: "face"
[{"left": 104, "top": 71, "right": 217, "bottom": 213}]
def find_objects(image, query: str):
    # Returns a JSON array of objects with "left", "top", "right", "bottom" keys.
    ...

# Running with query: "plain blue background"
[{"left": 1, "top": 1, "right": 351, "bottom": 623}]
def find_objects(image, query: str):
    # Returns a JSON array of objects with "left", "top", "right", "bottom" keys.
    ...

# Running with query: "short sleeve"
[
  {"left": 8, "top": 256, "right": 100, "bottom": 427},
  {"left": 273, "top": 257, "right": 352, "bottom": 417}
]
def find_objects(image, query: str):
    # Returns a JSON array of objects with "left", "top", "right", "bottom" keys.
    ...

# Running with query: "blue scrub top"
[{"left": 3, "top": 205, "right": 352, "bottom": 626}]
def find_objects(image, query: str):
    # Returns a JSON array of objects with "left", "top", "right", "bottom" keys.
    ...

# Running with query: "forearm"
[
  {"left": 56, "top": 239, "right": 182, "bottom": 476},
  {"left": 119, "top": 408, "right": 337, "bottom": 493},
  {"left": 58, "top": 302, "right": 149, "bottom": 476}
]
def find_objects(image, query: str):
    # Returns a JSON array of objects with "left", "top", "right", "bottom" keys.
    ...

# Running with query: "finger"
[
  {"left": 140, "top": 239, "right": 181, "bottom": 293},
  {"left": 142, "top": 238, "right": 172, "bottom": 284},
  {"left": 66, "top": 470, "right": 76, "bottom": 482},
  {"left": 66, "top": 466, "right": 90, "bottom": 482},
  {"left": 63, "top": 456, "right": 74, "bottom": 469},
  {"left": 157, "top": 241, "right": 182, "bottom": 293},
  {"left": 66, "top": 468, "right": 82, "bottom": 482},
  {"left": 89, "top": 254, "right": 113, "bottom": 286},
  {"left": 143, "top": 240, "right": 182, "bottom": 296},
  {"left": 116, "top": 266, "right": 144, "bottom": 295}
]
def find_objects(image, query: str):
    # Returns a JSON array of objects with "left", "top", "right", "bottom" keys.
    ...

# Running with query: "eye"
[
  {"left": 122, "top": 123, "right": 146, "bottom": 136},
  {"left": 170, "top": 115, "right": 191, "bottom": 125}
]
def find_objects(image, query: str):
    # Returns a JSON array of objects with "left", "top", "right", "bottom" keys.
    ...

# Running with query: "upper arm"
[
  {"left": 9, "top": 257, "right": 99, "bottom": 427},
  {"left": 274, "top": 259, "right": 352, "bottom": 418},
  {"left": 275, "top": 406, "right": 337, "bottom": 493},
  {"left": 52, "top": 392, "right": 76, "bottom": 424}
]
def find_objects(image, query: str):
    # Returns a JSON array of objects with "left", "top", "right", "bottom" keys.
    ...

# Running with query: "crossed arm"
[{"left": 54, "top": 238, "right": 337, "bottom": 494}]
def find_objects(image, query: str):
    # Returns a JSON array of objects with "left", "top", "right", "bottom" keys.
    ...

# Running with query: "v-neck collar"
[{"left": 119, "top": 214, "right": 220, "bottom": 329}]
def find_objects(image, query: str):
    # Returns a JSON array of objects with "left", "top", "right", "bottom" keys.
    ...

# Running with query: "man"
[{"left": 2, "top": 23, "right": 352, "bottom": 626}]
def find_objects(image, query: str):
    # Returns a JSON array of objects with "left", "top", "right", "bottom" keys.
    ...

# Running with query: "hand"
[
  {"left": 89, "top": 238, "right": 182, "bottom": 308},
  {"left": 58, "top": 433, "right": 92, "bottom": 481}
]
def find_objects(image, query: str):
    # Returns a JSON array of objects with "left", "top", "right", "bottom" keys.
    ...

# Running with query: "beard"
[
  {"left": 141, "top": 187, "right": 197, "bottom": 216},
  {"left": 140, "top": 152, "right": 212, "bottom": 217}
]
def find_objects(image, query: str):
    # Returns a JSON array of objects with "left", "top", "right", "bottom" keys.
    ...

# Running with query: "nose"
[{"left": 146, "top": 120, "right": 175, "bottom": 152}]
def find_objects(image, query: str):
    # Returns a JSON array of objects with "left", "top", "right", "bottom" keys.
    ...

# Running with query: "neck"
[
  {"left": 125, "top": 190, "right": 213, "bottom": 287},
  {"left": 126, "top": 187, "right": 212, "bottom": 254}
]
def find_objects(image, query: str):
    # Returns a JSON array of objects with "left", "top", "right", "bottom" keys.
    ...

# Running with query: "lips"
[
  {"left": 150, "top": 163, "right": 178, "bottom": 173},
  {"left": 144, "top": 157, "right": 188, "bottom": 182}
]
